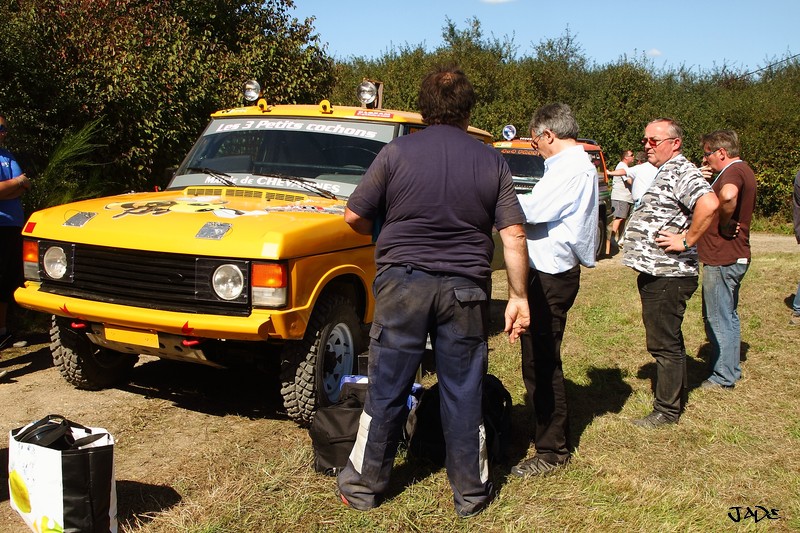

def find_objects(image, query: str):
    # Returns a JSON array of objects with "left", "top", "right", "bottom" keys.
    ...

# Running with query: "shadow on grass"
[
  {"left": 117, "top": 480, "right": 182, "bottom": 528},
  {"left": 120, "top": 357, "right": 286, "bottom": 421},
  {"left": 636, "top": 340, "right": 751, "bottom": 395}
]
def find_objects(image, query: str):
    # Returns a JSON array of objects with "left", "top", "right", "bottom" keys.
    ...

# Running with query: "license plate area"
[{"left": 104, "top": 325, "right": 159, "bottom": 348}]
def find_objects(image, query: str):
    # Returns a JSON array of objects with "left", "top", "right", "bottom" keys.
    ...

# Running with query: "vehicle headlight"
[
  {"left": 243, "top": 79, "right": 261, "bottom": 102},
  {"left": 43, "top": 246, "right": 68, "bottom": 280},
  {"left": 212, "top": 264, "right": 244, "bottom": 300}
]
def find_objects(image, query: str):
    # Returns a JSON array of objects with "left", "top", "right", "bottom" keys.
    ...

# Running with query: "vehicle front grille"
[{"left": 39, "top": 243, "right": 250, "bottom": 316}]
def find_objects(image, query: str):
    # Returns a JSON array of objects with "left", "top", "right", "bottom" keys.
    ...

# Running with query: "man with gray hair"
[
  {"left": 511, "top": 103, "right": 598, "bottom": 477},
  {"left": 623, "top": 118, "right": 718, "bottom": 428}
]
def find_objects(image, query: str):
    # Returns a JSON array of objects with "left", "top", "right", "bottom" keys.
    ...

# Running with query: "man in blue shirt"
[
  {"left": 0, "top": 114, "right": 30, "bottom": 351},
  {"left": 511, "top": 103, "right": 598, "bottom": 477}
]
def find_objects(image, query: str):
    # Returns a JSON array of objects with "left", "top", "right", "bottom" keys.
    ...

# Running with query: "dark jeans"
[
  {"left": 337, "top": 265, "right": 491, "bottom": 516},
  {"left": 637, "top": 273, "right": 698, "bottom": 420},
  {"left": 520, "top": 265, "right": 580, "bottom": 464}
]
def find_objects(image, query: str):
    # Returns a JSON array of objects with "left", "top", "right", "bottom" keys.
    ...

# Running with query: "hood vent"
[{"left": 185, "top": 187, "right": 306, "bottom": 202}]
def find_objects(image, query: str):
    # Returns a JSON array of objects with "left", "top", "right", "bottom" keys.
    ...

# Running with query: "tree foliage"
[
  {"left": 332, "top": 21, "right": 800, "bottom": 221},
  {"left": 0, "top": 0, "right": 333, "bottom": 209},
  {"left": 2, "top": 9, "right": 798, "bottom": 221}
]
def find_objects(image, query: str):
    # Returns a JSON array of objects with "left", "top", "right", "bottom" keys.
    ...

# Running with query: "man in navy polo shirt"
[{"left": 338, "top": 66, "right": 530, "bottom": 518}]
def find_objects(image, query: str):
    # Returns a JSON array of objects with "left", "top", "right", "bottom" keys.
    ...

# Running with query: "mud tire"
[
  {"left": 50, "top": 316, "right": 138, "bottom": 390},
  {"left": 280, "top": 294, "right": 363, "bottom": 426}
]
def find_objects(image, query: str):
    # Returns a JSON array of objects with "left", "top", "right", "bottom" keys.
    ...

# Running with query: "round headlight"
[
  {"left": 212, "top": 264, "right": 244, "bottom": 300},
  {"left": 356, "top": 80, "right": 378, "bottom": 105},
  {"left": 502, "top": 124, "right": 517, "bottom": 141},
  {"left": 43, "top": 246, "right": 68, "bottom": 280},
  {"left": 243, "top": 80, "right": 261, "bottom": 102}
]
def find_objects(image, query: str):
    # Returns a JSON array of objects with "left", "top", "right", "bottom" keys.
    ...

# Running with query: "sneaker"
[
  {"left": 700, "top": 379, "right": 733, "bottom": 390},
  {"left": 510, "top": 455, "right": 567, "bottom": 478},
  {"left": 632, "top": 411, "right": 677, "bottom": 429},
  {"left": 789, "top": 312, "right": 800, "bottom": 326}
]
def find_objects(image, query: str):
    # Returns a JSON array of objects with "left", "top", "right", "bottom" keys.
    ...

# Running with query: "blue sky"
[{"left": 292, "top": 0, "right": 798, "bottom": 75}]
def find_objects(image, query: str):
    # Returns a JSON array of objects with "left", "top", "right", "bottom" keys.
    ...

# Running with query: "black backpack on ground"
[
  {"left": 308, "top": 382, "right": 367, "bottom": 476},
  {"left": 405, "top": 374, "right": 512, "bottom": 466}
]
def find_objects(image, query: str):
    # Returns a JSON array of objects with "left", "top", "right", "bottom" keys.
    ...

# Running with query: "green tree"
[{"left": 0, "top": 0, "right": 332, "bottom": 206}]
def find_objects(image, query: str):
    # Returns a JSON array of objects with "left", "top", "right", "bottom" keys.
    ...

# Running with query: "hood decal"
[{"left": 101, "top": 197, "right": 344, "bottom": 219}]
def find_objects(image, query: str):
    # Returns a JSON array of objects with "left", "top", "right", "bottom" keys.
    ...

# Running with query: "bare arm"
[
  {"left": 0, "top": 174, "right": 30, "bottom": 200},
  {"left": 344, "top": 207, "right": 373, "bottom": 235},
  {"left": 655, "top": 191, "right": 720, "bottom": 252},
  {"left": 498, "top": 223, "right": 530, "bottom": 343}
]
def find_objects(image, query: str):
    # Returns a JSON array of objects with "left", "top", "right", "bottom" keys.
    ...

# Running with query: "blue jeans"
[
  {"left": 638, "top": 273, "right": 698, "bottom": 420},
  {"left": 793, "top": 280, "right": 800, "bottom": 314},
  {"left": 337, "top": 265, "right": 492, "bottom": 517},
  {"left": 702, "top": 262, "right": 749, "bottom": 387}
]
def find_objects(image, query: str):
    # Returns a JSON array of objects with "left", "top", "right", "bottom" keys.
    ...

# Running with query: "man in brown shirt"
[{"left": 696, "top": 130, "right": 757, "bottom": 390}]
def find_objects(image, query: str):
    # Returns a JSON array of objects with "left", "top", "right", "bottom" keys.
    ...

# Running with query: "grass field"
[{"left": 126, "top": 241, "right": 799, "bottom": 533}]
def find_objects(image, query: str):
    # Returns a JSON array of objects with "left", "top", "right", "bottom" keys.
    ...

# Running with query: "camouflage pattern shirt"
[{"left": 622, "top": 154, "right": 713, "bottom": 277}]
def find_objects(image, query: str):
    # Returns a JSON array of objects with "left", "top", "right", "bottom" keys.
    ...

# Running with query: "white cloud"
[{"left": 646, "top": 48, "right": 663, "bottom": 58}]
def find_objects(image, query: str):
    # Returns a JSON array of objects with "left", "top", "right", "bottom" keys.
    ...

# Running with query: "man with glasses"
[
  {"left": 0, "top": 114, "right": 31, "bottom": 354},
  {"left": 622, "top": 118, "right": 719, "bottom": 428},
  {"left": 695, "top": 130, "right": 756, "bottom": 390},
  {"left": 511, "top": 103, "right": 597, "bottom": 476}
]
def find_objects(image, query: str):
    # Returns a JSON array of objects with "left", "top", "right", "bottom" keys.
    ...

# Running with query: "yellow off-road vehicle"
[{"left": 15, "top": 81, "right": 492, "bottom": 425}]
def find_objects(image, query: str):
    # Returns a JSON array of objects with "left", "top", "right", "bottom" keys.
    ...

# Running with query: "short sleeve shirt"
[
  {"left": 696, "top": 161, "right": 757, "bottom": 265},
  {"left": 0, "top": 148, "right": 25, "bottom": 227},
  {"left": 346, "top": 124, "right": 524, "bottom": 282},
  {"left": 622, "top": 154, "right": 713, "bottom": 277}
]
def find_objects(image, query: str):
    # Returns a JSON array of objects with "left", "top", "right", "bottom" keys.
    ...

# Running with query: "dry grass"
[{"left": 124, "top": 245, "right": 800, "bottom": 532}]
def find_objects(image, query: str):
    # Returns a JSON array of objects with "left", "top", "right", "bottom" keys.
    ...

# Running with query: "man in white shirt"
[
  {"left": 510, "top": 103, "right": 598, "bottom": 478},
  {"left": 609, "top": 151, "right": 659, "bottom": 206}
]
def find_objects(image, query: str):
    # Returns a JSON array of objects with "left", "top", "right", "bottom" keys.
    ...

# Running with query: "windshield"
[
  {"left": 170, "top": 117, "right": 397, "bottom": 198},
  {"left": 496, "top": 148, "right": 545, "bottom": 179}
]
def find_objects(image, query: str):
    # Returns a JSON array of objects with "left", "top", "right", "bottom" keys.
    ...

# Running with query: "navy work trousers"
[{"left": 337, "top": 265, "right": 492, "bottom": 516}]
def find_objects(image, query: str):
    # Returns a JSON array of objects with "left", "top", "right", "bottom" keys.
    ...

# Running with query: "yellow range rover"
[{"left": 15, "top": 81, "right": 492, "bottom": 426}]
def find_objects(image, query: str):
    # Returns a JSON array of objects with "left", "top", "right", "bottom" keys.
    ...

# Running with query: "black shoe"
[
  {"left": 510, "top": 455, "right": 567, "bottom": 478},
  {"left": 632, "top": 411, "right": 677, "bottom": 429},
  {"left": 700, "top": 379, "right": 733, "bottom": 390}
]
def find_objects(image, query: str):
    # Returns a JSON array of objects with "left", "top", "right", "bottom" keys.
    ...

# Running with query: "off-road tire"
[
  {"left": 280, "top": 294, "right": 363, "bottom": 426},
  {"left": 50, "top": 316, "right": 138, "bottom": 390},
  {"left": 596, "top": 215, "right": 608, "bottom": 260}
]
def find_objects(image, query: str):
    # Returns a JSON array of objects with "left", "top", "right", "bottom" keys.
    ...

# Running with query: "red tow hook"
[
  {"left": 182, "top": 338, "right": 202, "bottom": 347},
  {"left": 71, "top": 322, "right": 88, "bottom": 330}
]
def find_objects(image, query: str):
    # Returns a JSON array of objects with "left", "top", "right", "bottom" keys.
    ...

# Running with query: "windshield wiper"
[
  {"left": 251, "top": 173, "right": 337, "bottom": 200},
  {"left": 186, "top": 167, "right": 238, "bottom": 187}
]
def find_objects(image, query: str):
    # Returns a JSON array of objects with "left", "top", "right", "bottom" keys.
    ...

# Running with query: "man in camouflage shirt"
[{"left": 622, "top": 118, "right": 719, "bottom": 429}]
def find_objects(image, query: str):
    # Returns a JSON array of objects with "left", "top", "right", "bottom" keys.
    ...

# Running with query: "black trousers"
[{"left": 520, "top": 265, "right": 580, "bottom": 464}]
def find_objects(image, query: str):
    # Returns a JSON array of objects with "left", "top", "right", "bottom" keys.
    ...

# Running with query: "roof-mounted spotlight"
[
  {"left": 502, "top": 124, "right": 517, "bottom": 141},
  {"left": 243, "top": 79, "right": 262, "bottom": 102},
  {"left": 357, "top": 79, "right": 383, "bottom": 109}
]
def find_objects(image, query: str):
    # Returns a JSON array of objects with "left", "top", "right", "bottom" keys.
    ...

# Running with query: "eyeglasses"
[
  {"left": 530, "top": 131, "right": 545, "bottom": 148},
  {"left": 703, "top": 148, "right": 720, "bottom": 157},
  {"left": 640, "top": 137, "right": 676, "bottom": 147}
]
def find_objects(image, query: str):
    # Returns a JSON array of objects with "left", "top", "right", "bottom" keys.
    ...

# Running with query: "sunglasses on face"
[
  {"left": 640, "top": 136, "right": 676, "bottom": 147},
  {"left": 703, "top": 148, "right": 720, "bottom": 157}
]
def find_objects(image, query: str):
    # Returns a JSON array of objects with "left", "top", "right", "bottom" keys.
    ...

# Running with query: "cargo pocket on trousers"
[{"left": 452, "top": 287, "right": 487, "bottom": 337}]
